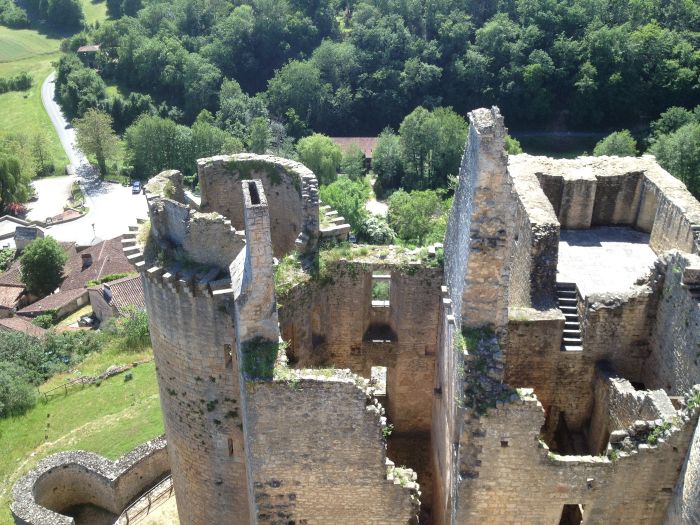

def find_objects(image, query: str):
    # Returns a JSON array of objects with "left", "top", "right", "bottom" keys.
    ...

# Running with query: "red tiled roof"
[
  {"left": 91, "top": 275, "right": 144, "bottom": 315},
  {"left": 77, "top": 44, "right": 100, "bottom": 53},
  {"left": 0, "top": 316, "right": 46, "bottom": 337},
  {"left": 329, "top": 137, "right": 378, "bottom": 159},
  {"left": 0, "top": 264, "right": 22, "bottom": 286},
  {"left": 18, "top": 288, "right": 87, "bottom": 315},
  {"left": 61, "top": 236, "right": 135, "bottom": 291},
  {"left": 0, "top": 241, "right": 76, "bottom": 287},
  {"left": 0, "top": 284, "right": 23, "bottom": 309}
]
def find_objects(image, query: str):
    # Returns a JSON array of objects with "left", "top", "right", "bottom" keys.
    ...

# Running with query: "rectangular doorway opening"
[
  {"left": 370, "top": 366, "right": 387, "bottom": 400},
  {"left": 559, "top": 504, "right": 583, "bottom": 525},
  {"left": 371, "top": 273, "right": 391, "bottom": 307}
]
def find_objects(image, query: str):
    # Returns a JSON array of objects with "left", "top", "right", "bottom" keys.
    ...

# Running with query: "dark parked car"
[{"left": 132, "top": 181, "right": 141, "bottom": 194}]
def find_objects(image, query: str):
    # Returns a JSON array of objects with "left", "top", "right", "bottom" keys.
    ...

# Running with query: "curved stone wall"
[
  {"left": 11, "top": 437, "right": 168, "bottom": 525},
  {"left": 140, "top": 265, "right": 250, "bottom": 525},
  {"left": 197, "top": 154, "right": 319, "bottom": 256}
]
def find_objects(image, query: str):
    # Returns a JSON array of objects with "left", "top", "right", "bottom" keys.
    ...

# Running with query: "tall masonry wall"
[
  {"left": 455, "top": 393, "right": 699, "bottom": 525},
  {"left": 142, "top": 269, "right": 250, "bottom": 525},
  {"left": 138, "top": 170, "right": 251, "bottom": 525},
  {"left": 507, "top": 154, "right": 700, "bottom": 256},
  {"left": 246, "top": 374, "right": 418, "bottom": 525},
  {"left": 277, "top": 259, "right": 442, "bottom": 433},
  {"left": 434, "top": 107, "right": 515, "bottom": 524},
  {"left": 198, "top": 154, "right": 319, "bottom": 257},
  {"left": 228, "top": 182, "right": 419, "bottom": 524},
  {"left": 508, "top": 167, "right": 559, "bottom": 309},
  {"left": 444, "top": 107, "right": 515, "bottom": 330}
]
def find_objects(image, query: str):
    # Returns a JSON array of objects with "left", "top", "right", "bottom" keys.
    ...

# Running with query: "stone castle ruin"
[{"left": 11, "top": 107, "right": 700, "bottom": 525}]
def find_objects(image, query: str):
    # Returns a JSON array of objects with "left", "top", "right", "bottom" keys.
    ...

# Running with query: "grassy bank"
[
  {"left": 0, "top": 26, "right": 67, "bottom": 173},
  {"left": 0, "top": 344, "right": 163, "bottom": 525},
  {"left": 0, "top": 0, "right": 107, "bottom": 175}
]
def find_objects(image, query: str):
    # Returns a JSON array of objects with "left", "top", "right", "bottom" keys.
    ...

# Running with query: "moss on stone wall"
[{"left": 241, "top": 337, "right": 282, "bottom": 380}]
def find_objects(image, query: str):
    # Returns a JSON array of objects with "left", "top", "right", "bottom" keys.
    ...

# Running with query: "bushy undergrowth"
[{"left": 0, "top": 308, "right": 151, "bottom": 418}]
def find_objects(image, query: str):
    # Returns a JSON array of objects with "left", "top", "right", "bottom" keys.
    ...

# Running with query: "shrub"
[
  {"left": 0, "top": 73, "right": 32, "bottom": 94},
  {"left": 357, "top": 215, "right": 395, "bottom": 245},
  {"left": 387, "top": 189, "right": 443, "bottom": 245},
  {"left": 593, "top": 130, "right": 638, "bottom": 157},
  {"left": 86, "top": 272, "right": 134, "bottom": 287},
  {"left": 297, "top": 134, "right": 342, "bottom": 185},
  {"left": 32, "top": 313, "right": 57, "bottom": 329},
  {"left": 5, "top": 202, "right": 27, "bottom": 217},
  {"left": 101, "top": 307, "right": 150, "bottom": 350},
  {"left": 0, "top": 362, "right": 36, "bottom": 417},
  {"left": 0, "top": 247, "right": 15, "bottom": 271},
  {"left": 319, "top": 176, "right": 371, "bottom": 233}
]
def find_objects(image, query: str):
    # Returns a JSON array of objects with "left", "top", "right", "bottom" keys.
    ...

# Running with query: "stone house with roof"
[
  {"left": 0, "top": 314, "right": 46, "bottom": 337},
  {"left": 88, "top": 275, "right": 145, "bottom": 323}
]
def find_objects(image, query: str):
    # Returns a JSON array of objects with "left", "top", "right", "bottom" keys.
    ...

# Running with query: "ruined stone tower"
[{"left": 11, "top": 113, "right": 700, "bottom": 525}]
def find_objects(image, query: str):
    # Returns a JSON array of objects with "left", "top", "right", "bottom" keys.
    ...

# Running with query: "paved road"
[
  {"left": 26, "top": 175, "right": 73, "bottom": 222},
  {"left": 38, "top": 73, "right": 147, "bottom": 245}
]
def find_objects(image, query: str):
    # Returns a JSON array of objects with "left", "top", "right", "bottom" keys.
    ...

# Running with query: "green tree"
[
  {"left": 74, "top": 109, "right": 120, "bottom": 177},
  {"left": 505, "top": 135, "right": 524, "bottom": 154},
  {"left": 387, "top": 189, "right": 442, "bottom": 245},
  {"left": 125, "top": 115, "right": 186, "bottom": 180},
  {"left": 593, "top": 130, "right": 638, "bottom": 156},
  {"left": 399, "top": 106, "right": 438, "bottom": 188},
  {"left": 247, "top": 117, "right": 270, "bottom": 154},
  {"left": 296, "top": 133, "right": 342, "bottom": 185},
  {"left": 650, "top": 106, "right": 697, "bottom": 141},
  {"left": 397, "top": 106, "right": 467, "bottom": 190},
  {"left": 430, "top": 107, "right": 469, "bottom": 188},
  {"left": 372, "top": 129, "right": 404, "bottom": 195},
  {"left": 340, "top": 144, "right": 365, "bottom": 180},
  {"left": 46, "top": 0, "right": 84, "bottom": 30},
  {"left": 266, "top": 61, "right": 329, "bottom": 129},
  {"left": 0, "top": 151, "right": 31, "bottom": 211},
  {"left": 651, "top": 122, "right": 700, "bottom": 198},
  {"left": 31, "top": 133, "right": 54, "bottom": 177},
  {"left": 20, "top": 237, "right": 68, "bottom": 297},
  {"left": 215, "top": 79, "right": 268, "bottom": 139},
  {"left": 319, "top": 176, "right": 371, "bottom": 232}
]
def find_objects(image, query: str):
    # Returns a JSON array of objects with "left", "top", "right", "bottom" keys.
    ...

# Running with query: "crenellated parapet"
[{"left": 143, "top": 169, "right": 246, "bottom": 270}]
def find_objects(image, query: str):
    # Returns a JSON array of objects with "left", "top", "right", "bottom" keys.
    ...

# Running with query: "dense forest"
[
  {"left": 53, "top": 0, "right": 700, "bottom": 135},
  {"left": 2, "top": 0, "right": 700, "bottom": 240}
]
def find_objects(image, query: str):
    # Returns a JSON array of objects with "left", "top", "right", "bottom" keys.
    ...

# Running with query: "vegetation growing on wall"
[{"left": 241, "top": 337, "right": 283, "bottom": 381}]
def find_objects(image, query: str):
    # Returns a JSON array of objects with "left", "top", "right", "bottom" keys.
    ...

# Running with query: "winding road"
[{"left": 34, "top": 73, "right": 147, "bottom": 246}]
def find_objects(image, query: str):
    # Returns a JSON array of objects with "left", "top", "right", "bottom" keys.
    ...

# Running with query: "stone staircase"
[{"left": 556, "top": 282, "right": 583, "bottom": 352}]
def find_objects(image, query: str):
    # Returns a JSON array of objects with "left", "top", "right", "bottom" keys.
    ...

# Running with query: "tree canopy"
[
  {"left": 44, "top": 0, "right": 700, "bottom": 138},
  {"left": 296, "top": 134, "right": 342, "bottom": 186},
  {"left": 20, "top": 237, "right": 68, "bottom": 297},
  {"left": 593, "top": 130, "right": 638, "bottom": 156},
  {"left": 74, "top": 109, "right": 120, "bottom": 177}
]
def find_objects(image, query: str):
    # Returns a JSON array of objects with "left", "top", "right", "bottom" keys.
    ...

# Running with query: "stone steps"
[{"left": 557, "top": 282, "right": 582, "bottom": 352}]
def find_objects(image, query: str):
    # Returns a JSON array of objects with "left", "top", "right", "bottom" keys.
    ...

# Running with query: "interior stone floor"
[{"left": 557, "top": 227, "right": 657, "bottom": 297}]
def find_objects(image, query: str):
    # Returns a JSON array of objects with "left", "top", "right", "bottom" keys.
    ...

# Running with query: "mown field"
[
  {"left": 0, "top": 344, "right": 164, "bottom": 525},
  {"left": 0, "top": 0, "right": 107, "bottom": 174}
]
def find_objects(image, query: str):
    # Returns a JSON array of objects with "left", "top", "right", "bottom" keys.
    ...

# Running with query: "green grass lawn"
[
  {"left": 83, "top": 0, "right": 107, "bottom": 26},
  {"left": 0, "top": 0, "right": 107, "bottom": 174},
  {"left": 0, "top": 345, "right": 163, "bottom": 525}
]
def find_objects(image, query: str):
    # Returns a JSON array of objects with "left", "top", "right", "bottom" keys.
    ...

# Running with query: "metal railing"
[{"left": 118, "top": 475, "right": 174, "bottom": 525}]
